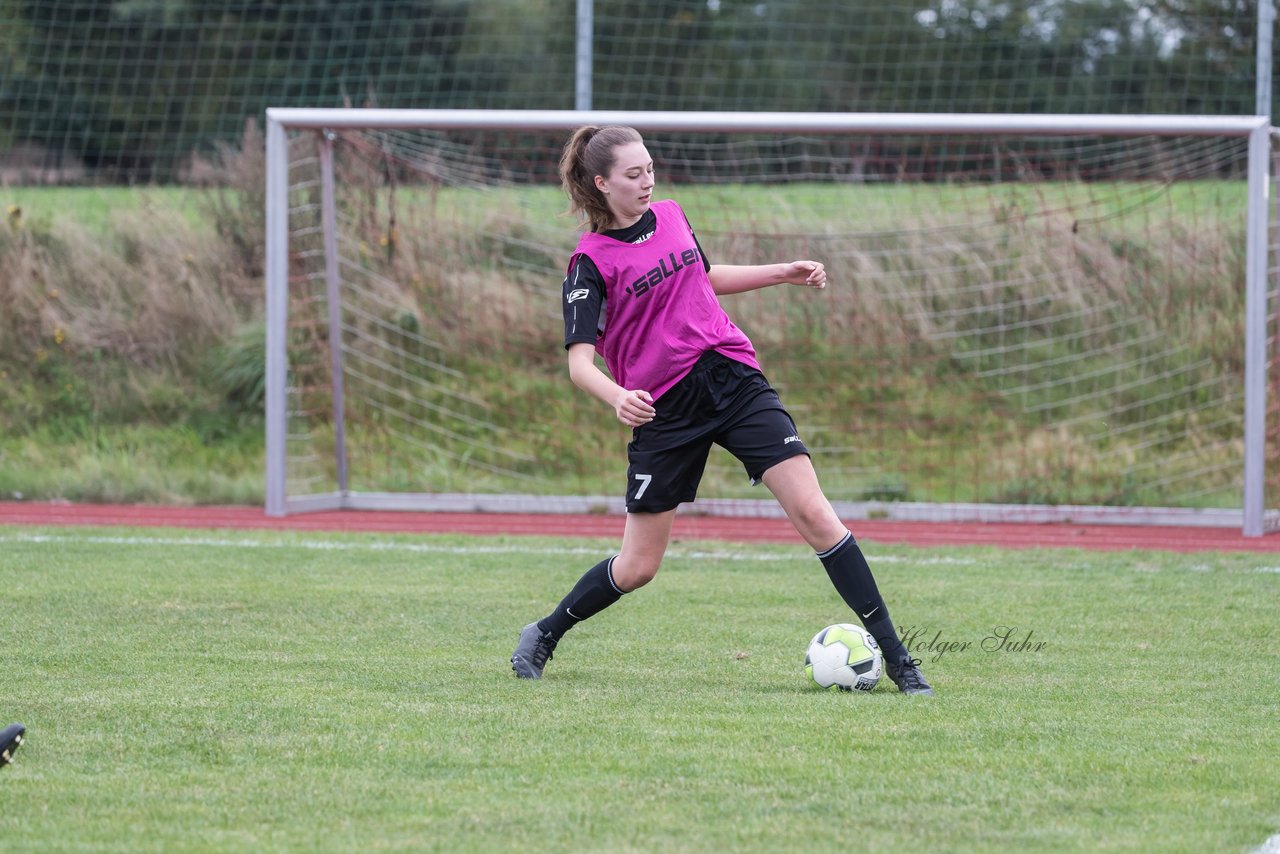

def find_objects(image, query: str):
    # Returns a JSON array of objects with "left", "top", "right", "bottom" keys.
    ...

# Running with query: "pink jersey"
[{"left": 570, "top": 199, "right": 760, "bottom": 401}]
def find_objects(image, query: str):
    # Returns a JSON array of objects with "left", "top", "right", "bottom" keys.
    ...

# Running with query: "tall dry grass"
[
  {"left": 0, "top": 126, "right": 265, "bottom": 433},
  {"left": 0, "top": 124, "right": 1252, "bottom": 506}
]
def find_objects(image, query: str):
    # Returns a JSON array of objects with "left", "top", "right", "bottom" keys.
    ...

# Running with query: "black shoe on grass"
[
  {"left": 0, "top": 723, "right": 25, "bottom": 767},
  {"left": 886, "top": 658, "right": 934, "bottom": 695},
  {"left": 511, "top": 622, "right": 558, "bottom": 679}
]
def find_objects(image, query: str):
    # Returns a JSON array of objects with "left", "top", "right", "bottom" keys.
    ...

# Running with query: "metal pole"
[
  {"left": 1243, "top": 122, "right": 1271, "bottom": 536},
  {"left": 575, "top": 0, "right": 593, "bottom": 110},
  {"left": 265, "top": 108, "right": 1264, "bottom": 137},
  {"left": 264, "top": 115, "right": 290, "bottom": 517},
  {"left": 318, "top": 133, "right": 350, "bottom": 501},
  {"left": 1244, "top": 1, "right": 1275, "bottom": 535},
  {"left": 1258, "top": 0, "right": 1274, "bottom": 118}
]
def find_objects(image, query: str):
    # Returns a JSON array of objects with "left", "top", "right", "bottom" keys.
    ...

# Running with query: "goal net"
[{"left": 264, "top": 110, "right": 1276, "bottom": 533}]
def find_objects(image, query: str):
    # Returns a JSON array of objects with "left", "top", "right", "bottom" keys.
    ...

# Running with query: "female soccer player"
[{"left": 511, "top": 125, "right": 933, "bottom": 695}]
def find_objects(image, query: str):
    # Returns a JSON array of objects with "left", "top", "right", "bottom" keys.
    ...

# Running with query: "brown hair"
[{"left": 558, "top": 125, "right": 644, "bottom": 233}]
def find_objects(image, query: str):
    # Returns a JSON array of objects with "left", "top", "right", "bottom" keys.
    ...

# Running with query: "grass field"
[
  {"left": 4, "top": 186, "right": 209, "bottom": 233},
  {"left": 2, "top": 525, "right": 1277, "bottom": 852}
]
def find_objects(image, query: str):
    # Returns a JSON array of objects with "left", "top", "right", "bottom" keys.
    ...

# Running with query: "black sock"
[
  {"left": 817, "top": 532, "right": 911, "bottom": 665},
  {"left": 537, "top": 556, "right": 625, "bottom": 640}
]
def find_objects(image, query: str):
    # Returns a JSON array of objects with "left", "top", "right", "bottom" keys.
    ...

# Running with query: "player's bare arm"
[
  {"left": 567, "top": 342, "right": 655, "bottom": 427},
  {"left": 708, "top": 261, "right": 827, "bottom": 295}
]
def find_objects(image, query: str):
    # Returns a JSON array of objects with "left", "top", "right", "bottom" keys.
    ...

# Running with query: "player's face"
[{"left": 596, "top": 141, "right": 654, "bottom": 229}]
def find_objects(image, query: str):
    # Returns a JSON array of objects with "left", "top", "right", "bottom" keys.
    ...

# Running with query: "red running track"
[{"left": 3, "top": 501, "right": 1280, "bottom": 553}]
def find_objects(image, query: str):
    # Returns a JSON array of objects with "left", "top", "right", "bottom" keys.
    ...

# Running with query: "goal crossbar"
[{"left": 266, "top": 108, "right": 1267, "bottom": 137}]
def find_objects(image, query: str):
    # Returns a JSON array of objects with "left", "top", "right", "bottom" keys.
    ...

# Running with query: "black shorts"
[{"left": 625, "top": 351, "right": 811, "bottom": 513}]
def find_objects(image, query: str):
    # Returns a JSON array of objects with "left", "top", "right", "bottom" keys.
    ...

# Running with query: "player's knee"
[
  {"left": 612, "top": 553, "right": 661, "bottom": 591},
  {"left": 789, "top": 494, "right": 844, "bottom": 547}
]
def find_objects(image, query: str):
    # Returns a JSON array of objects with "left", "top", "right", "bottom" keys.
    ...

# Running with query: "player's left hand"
[{"left": 783, "top": 260, "right": 826, "bottom": 289}]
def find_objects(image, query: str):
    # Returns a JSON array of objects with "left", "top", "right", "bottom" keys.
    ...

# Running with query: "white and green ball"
[{"left": 804, "top": 623, "right": 883, "bottom": 692}]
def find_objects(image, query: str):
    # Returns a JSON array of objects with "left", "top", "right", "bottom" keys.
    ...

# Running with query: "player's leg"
[
  {"left": 510, "top": 509, "right": 677, "bottom": 679},
  {"left": 760, "top": 455, "right": 934, "bottom": 695},
  {"left": 537, "top": 508, "right": 676, "bottom": 635},
  {"left": 512, "top": 420, "right": 698, "bottom": 679},
  {"left": 510, "top": 545, "right": 627, "bottom": 679},
  {"left": 757, "top": 454, "right": 846, "bottom": 550},
  {"left": 512, "top": 358, "right": 712, "bottom": 678},
  {"left": 611, "top": 508, "right": 678, "bottom": 591}
]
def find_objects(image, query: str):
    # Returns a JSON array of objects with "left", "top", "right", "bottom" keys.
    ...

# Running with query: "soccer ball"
[{"left": 805, "top": 623, "right": 883, "bottom": 692}]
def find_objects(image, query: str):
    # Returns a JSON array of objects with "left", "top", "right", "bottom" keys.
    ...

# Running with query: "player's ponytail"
[{"left": 559, "top": 125, "right": 643, "bottom": 233}]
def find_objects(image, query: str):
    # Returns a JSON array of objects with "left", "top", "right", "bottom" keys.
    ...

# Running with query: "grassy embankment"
[{"left": 0, "top": 169, "right": 1246, "bottom": 507}]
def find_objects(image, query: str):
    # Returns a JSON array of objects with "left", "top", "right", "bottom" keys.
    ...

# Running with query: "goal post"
[{"left": 263, "top": 108, "right": 1276, "bottom": 535}]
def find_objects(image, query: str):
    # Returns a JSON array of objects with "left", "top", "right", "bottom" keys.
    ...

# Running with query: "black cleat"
[
  {"left": 0, "top": 723, "right": 25, "bottom": 767},
  {"left": 885, "top": 658, "right": 935, "bottom": 695},
  {"left": 511, "top": 622, "right": 558, "bottom": 679}
]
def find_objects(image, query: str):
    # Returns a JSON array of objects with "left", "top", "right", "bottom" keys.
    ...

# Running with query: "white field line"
[
  {"left": 1254, "top": 834, "right": 1280, "bottom": 854},
  {"left": 0, "top": 532, "right": 977, "bottom": 566}
]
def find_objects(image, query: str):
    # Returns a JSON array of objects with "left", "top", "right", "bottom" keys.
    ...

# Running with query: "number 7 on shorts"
[{"left": 633, "top": 472, "right": 652, "bottom": 499}]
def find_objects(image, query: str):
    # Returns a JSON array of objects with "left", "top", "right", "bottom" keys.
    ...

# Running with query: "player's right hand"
[{"left": 615, "top": 389, "right": 655, "bottom": 427}]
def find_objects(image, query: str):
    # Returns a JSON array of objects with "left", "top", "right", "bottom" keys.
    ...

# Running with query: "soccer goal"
[{"left": 263, "top": 109, "right": 1277, "bottom": 535}]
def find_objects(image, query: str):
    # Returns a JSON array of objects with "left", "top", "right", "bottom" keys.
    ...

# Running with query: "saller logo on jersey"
[
  {"left": 566, "top": 288, "right": 590, "bottom": 303},
  {"left": 625, "top": 248, "right": 702, "bottom": 298}
]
